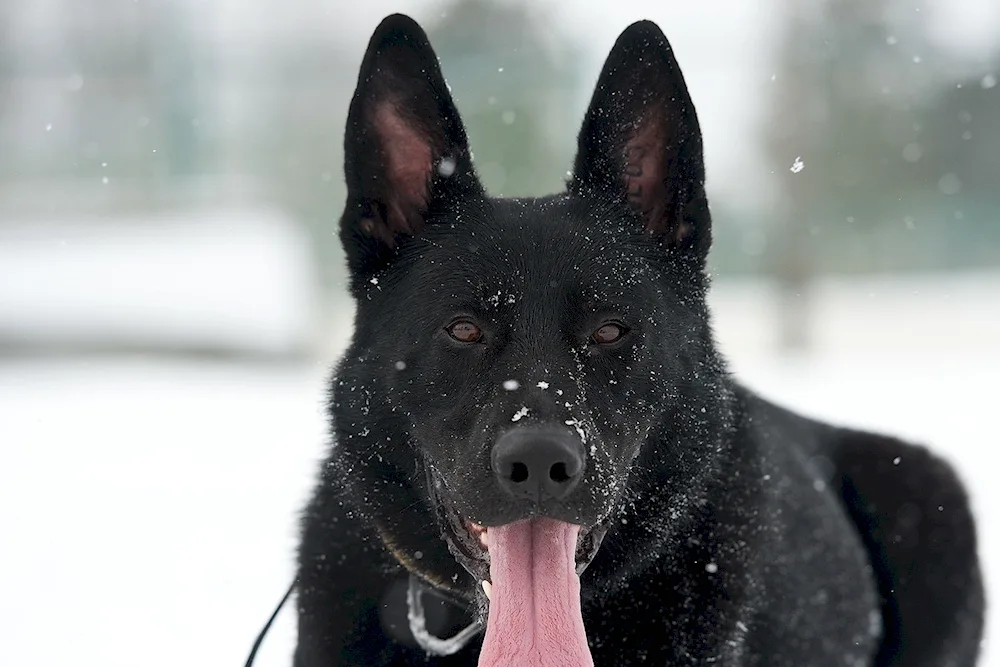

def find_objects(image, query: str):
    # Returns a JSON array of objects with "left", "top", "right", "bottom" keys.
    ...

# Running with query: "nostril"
[
  {"left": 549, "top": 462, "right": 570, "bottom": 483},
  {"left": 510, "top": 462, "right": 529, "bottom": 483}
]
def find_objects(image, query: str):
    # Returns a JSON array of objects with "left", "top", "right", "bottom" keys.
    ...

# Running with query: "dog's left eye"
[
  {"left": 592, "top": 323, "right": 626, "bottom": 345},
  {"left": 446, "top": 320, "right": 483, "bottom": 343}
]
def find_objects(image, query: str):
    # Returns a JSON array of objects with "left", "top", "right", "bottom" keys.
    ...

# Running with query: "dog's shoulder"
[
  {"left": 826, "top": 425, "right": 985, "bottom": 666},
  {"left": 734, "top": 385, "right": 984, "bottom": 667}
]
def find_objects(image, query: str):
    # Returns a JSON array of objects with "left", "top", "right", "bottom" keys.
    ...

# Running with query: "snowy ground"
[{"left": 1, "top": 275, "right": 997, "bottom": 666}]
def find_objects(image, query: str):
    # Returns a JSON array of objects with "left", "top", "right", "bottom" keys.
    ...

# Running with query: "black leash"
[{"left": 245, "top": 578, "right": 298, "bottom": 667}]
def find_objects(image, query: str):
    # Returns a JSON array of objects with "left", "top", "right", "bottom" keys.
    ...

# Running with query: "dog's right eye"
[
  {"left": 446, "top": 320, "right": 483, "bottom": 343},
  {"left": 592, "top": 323, "right": 626, "bottom": 345}
]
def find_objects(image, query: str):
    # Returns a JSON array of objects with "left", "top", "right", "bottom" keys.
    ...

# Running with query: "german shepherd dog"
[{"left": 294, "top": 14, "right": 984, "bottom": 667}]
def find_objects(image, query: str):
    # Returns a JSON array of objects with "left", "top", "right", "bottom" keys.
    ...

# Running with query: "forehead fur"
[{"left": 394, "top": 195, "right": 662, "bottom": 309}]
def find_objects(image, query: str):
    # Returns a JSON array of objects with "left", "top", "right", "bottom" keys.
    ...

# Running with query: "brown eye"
[
  {"left": 592, "top": 323, "right": 625, "bottom": 345},
  {"left": 446, "top": 320, "right": 482, "bottom": 343}
]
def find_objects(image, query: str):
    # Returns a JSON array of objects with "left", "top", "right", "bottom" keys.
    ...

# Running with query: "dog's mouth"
[
  {"left": 428, "top": 470, "right": 607, "bottom": 591},
  {"left": 426, "top": 467, "right": 608, "bottom": 665}
]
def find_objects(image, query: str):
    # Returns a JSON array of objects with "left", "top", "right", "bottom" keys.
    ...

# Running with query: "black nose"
[{"left": 491, "top": 429, "right": 585, "bottom": 502}]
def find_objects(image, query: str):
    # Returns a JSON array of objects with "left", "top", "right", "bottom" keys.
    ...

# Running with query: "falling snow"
[
  {"left": 437, "top": 157, "right": 456, "bottom": 177},
  {"left": 564, "top": 419, "right": 587, "bottom": 443}
]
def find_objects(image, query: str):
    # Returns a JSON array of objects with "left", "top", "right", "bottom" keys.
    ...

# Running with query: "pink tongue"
[{"left": 478, "top": 518, "right": 593, "bottom": 667}]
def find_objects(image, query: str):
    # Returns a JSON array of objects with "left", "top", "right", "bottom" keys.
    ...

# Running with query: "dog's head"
[{"left": 332, "top": 15, "right": 725, "bottom": 592}]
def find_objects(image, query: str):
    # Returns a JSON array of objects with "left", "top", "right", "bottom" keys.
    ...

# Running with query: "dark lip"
[{"left": 426, "top": 467, "right": 608, "bottom": 584}]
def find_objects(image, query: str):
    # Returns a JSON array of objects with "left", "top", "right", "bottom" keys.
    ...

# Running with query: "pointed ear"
[
  {"left": 570, "top": 21, "right": 711, "bottom": 264},
  {"left": 340, "top": 14, "right": 481, "bottom": 284}
]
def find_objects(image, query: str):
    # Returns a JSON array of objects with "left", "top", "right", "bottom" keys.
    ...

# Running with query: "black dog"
[{"left": 294, "top": 14, "right": 984, "bottom": 666}]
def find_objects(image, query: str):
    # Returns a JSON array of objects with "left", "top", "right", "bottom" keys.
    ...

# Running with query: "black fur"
[{"left": 294, "top": 14, "right": 984, "bottom": 666}]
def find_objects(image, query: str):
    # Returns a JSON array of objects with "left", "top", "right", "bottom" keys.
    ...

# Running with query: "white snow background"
[{"left": 0, "top": 224, "right": 997, "bottom": 666}]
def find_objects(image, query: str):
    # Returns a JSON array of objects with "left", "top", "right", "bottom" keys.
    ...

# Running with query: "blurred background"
[{"left": 0, "top": 0, "right": 997, "bottom": 665}]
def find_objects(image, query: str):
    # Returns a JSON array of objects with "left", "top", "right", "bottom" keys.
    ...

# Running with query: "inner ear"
[
  {"left": 361, "top": 102, "right": 441, "bottom": 246},
  {"left": 375, "top": 104, "right": 434, "bottom": 216},
  {"left": 624, "top": 116, "right": 674, "bottom": 236}
]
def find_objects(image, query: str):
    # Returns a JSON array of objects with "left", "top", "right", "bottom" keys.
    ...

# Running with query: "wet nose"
[{"left": 491, "top": 429, "right": 585, "bottom": 502}]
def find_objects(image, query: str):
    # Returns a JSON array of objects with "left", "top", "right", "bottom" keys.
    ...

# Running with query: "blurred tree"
[
  {"left": 0, "top": 5, "right": 11, "bottom": 160},
  {"left": 0, "top": 1, "right": 166, "bottom": 211},
  {"left": 427, "top": 0, "right": 583, "bottom": 198},
  {"left": 252, "top": 43, "right": 355, "bottom": 294},
  {"left": 152, "top": 2, "right": 202, "bottom": 178},
  {"left": 764, "top": 0, "right": 1000, "bottom": 348},
  {"left": 905, "top": 65, "right": 1000, "bottom": 268}
]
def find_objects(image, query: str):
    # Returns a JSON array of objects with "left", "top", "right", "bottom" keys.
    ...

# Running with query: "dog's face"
[{"left": 335, "top": 15, "right": 716, "bottom": 585}]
